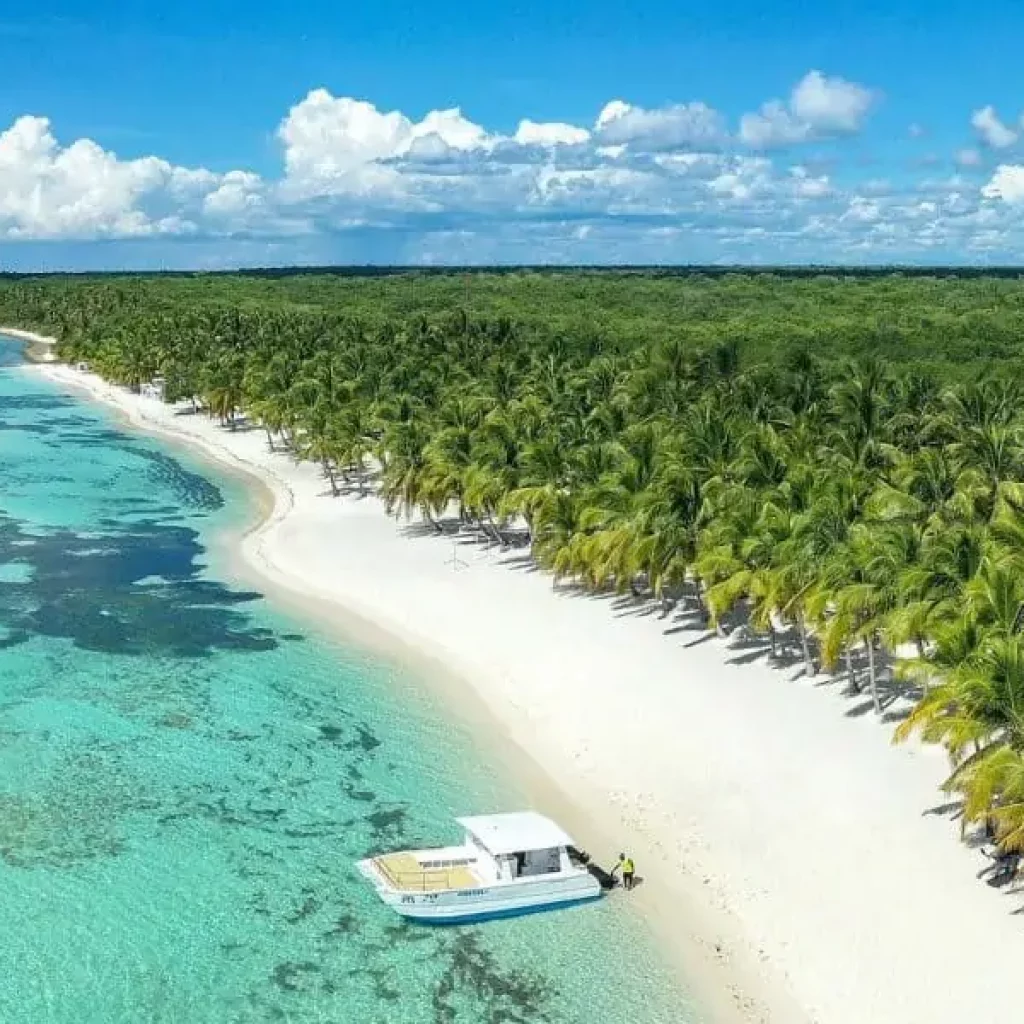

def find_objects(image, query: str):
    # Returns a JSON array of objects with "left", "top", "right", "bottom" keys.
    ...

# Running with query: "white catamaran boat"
[{"left": 357, "top": 811, "right": 603, "bottom": 923}]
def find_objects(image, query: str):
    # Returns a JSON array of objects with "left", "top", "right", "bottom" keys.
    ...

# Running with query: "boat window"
[{"left": 515, "top": 847, "right": 562, "bottom": 876}]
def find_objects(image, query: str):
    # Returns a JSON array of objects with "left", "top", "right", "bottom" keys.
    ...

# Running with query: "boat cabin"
[{"left": 457, "top": 811, "right": 576, "bottom": 882}]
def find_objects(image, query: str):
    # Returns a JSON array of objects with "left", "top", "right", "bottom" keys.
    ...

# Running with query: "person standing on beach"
[{"left": 613, "top": 852, "right": 635, "bottom": 890}]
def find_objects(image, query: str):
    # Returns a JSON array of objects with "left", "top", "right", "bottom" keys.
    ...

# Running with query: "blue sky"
[{"left": 3, "top": 1, "right": 1024, "bottom": 268}]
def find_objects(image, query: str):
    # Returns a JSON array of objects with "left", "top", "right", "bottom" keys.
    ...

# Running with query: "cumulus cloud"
[
  {"left": 514, "top": 119, "right": 590, "bottom": 147},
  {"left": 740, "top": 70, "right": 875, "bottom": 148},
  {"left": 594, "top": 99, "right": 725, "bottom": 150},
  {"left": 277, "top": 89, "right": 493, "bottom": 195},
  {"left": 0, "top": 115, "right": 219, "bottom": 239},
  {"left": 841, "top": 197, "right": 882, "bottom": 223},
  {"left": 971, "top": 106, "right": 1018, "bottom": 149},
  {"left": 739, "top": 102, "right": 811, "bottom": 148},
  {"left": 790, "top": 71, "right": 874, "bottom": 132},
  {"left": 202, "top": 171, "right": 265, "bottom": 217},
  {"left": 789, "top": 165, "right": 831, "bottom": 198},
  {"left": 10, "top": 81, "right": 1024, "bottom": 263},
  {"left": 981, "top": 164, "right": 1024, "bottom": 203}
]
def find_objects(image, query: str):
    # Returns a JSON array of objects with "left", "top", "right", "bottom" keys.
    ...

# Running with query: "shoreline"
[
  {"left": 14, "top": 345, "right": 797, "bottom": 1024},
  {"left": 16, "top": 345, "right": 1024, "bottom": 1024},
  {"left": 1, "top": 326, "right": 58, "bottom": 363}
]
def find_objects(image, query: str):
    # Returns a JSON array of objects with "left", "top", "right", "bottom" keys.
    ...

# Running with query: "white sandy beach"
[
  {"left": 2, "top": 327, "right": 57, "bottom": 362},
  {"left": 15, "top": 339, "right": 1024, "bottom": 1024}
]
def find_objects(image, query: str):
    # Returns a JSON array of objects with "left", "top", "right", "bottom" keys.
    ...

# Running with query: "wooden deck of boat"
[{"left": 373, "top": 852, "right": 477, "bottom": 892}]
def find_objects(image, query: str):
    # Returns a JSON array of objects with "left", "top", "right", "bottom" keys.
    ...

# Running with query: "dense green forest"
[
  {"left": 5, "top": 269, "right": 1024, "bottom": 377},
  {"left": 5, "top": 270, "right": 1024, "bottom": 866}
]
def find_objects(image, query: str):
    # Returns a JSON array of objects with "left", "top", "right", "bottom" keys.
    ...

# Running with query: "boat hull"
[
  {"left": 410, "top": 894, "right": 602, "bottom": 925},
  {"left": 358, "top": 860, "right": 602, "bottom": 924}
]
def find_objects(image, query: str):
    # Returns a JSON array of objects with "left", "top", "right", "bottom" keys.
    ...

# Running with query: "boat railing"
[{"left": 374, "top": 855, "right": 476, "bottom": 892}]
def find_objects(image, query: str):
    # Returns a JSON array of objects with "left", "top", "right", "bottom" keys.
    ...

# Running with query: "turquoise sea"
[{"left": 0, "top": 337, "right": 700, "bottom": 1024}]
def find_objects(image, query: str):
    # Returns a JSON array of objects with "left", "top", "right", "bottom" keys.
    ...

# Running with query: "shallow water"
[{"left": 0, "top": 339, "right": 701, "bottom": 1024}]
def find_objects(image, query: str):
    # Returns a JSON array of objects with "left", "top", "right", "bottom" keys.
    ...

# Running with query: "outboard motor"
[
  {"left": 568, "top": 846, "right": 616, "bottom": 890},
  {"left": 586, "top": 861, "right": 617, "bottom": 890}
]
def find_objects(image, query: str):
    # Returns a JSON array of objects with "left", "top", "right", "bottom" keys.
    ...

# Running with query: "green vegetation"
[
  {"left": 6, "top": 269, "right": 1024, "bottom": 377},
  {"left": 6, "top": 269, "right": 1024, "bottom": 861}
]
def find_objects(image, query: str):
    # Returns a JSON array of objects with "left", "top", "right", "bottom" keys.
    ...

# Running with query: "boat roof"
[{"left": 456, "top": 811, "right": 576, "bottom": 855}]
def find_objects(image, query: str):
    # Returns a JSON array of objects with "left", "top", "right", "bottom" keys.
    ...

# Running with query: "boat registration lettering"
[{"left": 460, "top": 888, "right": 486, "bottom": 897}]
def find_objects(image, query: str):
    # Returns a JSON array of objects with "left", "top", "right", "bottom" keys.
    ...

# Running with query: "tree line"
[{"left": 5, "top": 272, "right": 1024, "bottom": 863}]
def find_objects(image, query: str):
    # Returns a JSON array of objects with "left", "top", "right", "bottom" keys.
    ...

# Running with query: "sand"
[
  {"left": 16, "top": 340, "right": 1024, "bottom": 1024},
  {"left": 2, "top": 327, "right": 57, "bottom": 363}
]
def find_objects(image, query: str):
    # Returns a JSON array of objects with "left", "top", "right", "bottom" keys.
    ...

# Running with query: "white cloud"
[
  {"left": 514, "top": 119, "right": 590, "bottom": 147},
  {"left": 790, "top": 71, "right": 874, "bottom": 132},
  {"left": 981, "top": 164, "right": 1024, "bottom": 203},
  {"left": 841, "top": 197, "right": 882, "bottom": 223},
  {"left": 956, "top": 148, "right": 982, "bottom": 168},
  {"left": 971, "top": 106, "right": 1018, "bottom": 149},
  {"left": 11, "top": 84, "right": 1024, "bottom": 263},
  {"left": 596, "top": 101, "right": 632, "bottom": 130},
  {"left": 789, "top": 165, "right": 831, "bottom": 198},
  {"left": 415, "top": 108, "right": 490, "bottom": 151},
  {"left": 708, "top": 173, "right": 750, "bottom": 200},
  {"left": 740, "top": 102, "right": 811, "bottom": 148},
  {"left": 203, "top": 171, "right": 265, "bottom": 217},
  {"left": 706, "top": 157, "right": 772, "bottom": 201},
  {"left": 594, "top": 99, "right": 725, "bottom": 150},
  {"left": 277, "top": 89, "right": 492, "bottom": 192},
  {"left": 0, "top": 115, "right": 210, "bottom": 239},
  {"left": 740, "top": 70, "right": 875, "bottom": 148}
]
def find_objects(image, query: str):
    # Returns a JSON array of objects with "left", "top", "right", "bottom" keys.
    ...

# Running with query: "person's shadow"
[{"left": 619, "top": 875, "right": 645, "bottom": 891}]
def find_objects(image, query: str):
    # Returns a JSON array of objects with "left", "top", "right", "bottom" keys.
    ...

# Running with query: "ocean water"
[{"left": 0, "top": 338, "right": 700, "bottom": 1024}]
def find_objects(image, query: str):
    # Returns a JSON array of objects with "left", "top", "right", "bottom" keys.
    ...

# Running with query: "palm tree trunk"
[
  {"left": 866, "top": 636, "right": 881, "bottom": 714},
  {"left": 322, "top": 459, "right": 339, "bottom": 497},
  {"left": 798, "top": 615, "right": 815, "bottom": 677},
  {"left": 484, "top": 511, "right": 507, "bottom": 547},
  {"left": 264, "top": 427, "right": 274, "bottom": 450},
  {"left": 696, "top": 579, "right": 724, "bottom": 635},
  {"left": 915, "top": 637, "right": 931, "bottom": 694},
  {"left": 768, "top": 622, "right": 777, "bottom": 660},
  {"left": 845, "top": 646, "right": 858, "bottom": 693},
  {"left": 694, "top": 579, "right": 711, "bottom": 627}
]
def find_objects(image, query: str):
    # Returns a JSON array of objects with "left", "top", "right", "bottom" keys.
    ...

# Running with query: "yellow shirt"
[{"left": 621, "top": 858, "right": 634, "bottom": 873}]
